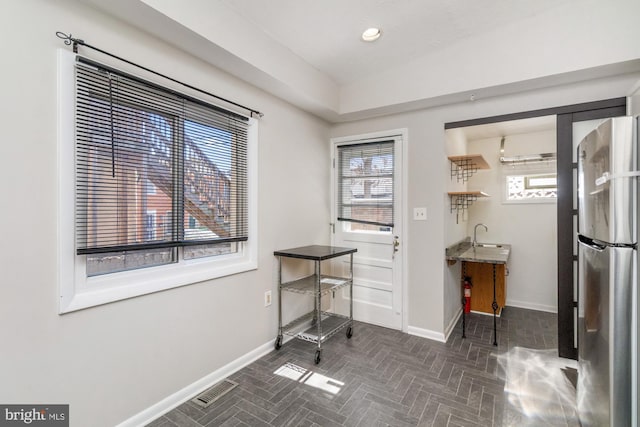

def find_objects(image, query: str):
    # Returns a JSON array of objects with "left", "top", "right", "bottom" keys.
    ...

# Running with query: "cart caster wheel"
[
  {"left": 346, "top": 326, "right": 353, "bottom": 339},
  {"left": 274, "top": 335, "right": 282, "bottom": 350},
  {"left": 314, "top": 350, "right": 321, "bottom": 364}
]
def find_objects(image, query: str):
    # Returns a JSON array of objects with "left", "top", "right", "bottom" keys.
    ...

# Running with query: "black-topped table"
[
  {"left": 274, "top": 244, "right": 357, "bottom": 260},
  {"left": 273, "top": 245, "right": 357, "bottom": 364}
]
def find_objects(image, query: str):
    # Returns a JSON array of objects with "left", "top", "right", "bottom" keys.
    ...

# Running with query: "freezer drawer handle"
[{"left": 577, "top": 235, "right": 607, "bottom": 251}]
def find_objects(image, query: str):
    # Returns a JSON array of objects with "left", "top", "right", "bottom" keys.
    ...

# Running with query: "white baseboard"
[
  {"left": 407, "top": 325, "right": 446, "bottom": 343},
  {"left": 407, "top": 308, "right": 462, "bottom": 344},
  {"left": 506, "top": 300, "right": 557, "bottom": 314},
  {"left": 116, "top": 339, "right": 276, "bottom": 427},
  {"left": 444, "top": 308, "right": 463, "bottom": 342}
]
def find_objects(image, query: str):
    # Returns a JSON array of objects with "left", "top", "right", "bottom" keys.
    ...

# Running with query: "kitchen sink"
[
  {"left": 457, "top": 244, "right": 511, "bottom": 264},
  {"left": 461, "top": 246, "right": 509, "bottom": 257},
  {"left": 475, "top": 243, "right": 503, "bottom": 248}
]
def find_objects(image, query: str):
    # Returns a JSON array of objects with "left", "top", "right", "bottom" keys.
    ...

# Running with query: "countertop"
[{"left": 446, "top": 239, "right": 511, "bottom": 264}]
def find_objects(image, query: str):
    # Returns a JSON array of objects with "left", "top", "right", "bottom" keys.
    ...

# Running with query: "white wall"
[
  {"left": 330, "top": 72, "right": 640, "bottom": 337},
  {"left": 442, "top": 129, "right": 468, "bottom": 334},
  {"left": 630, "top": 81, "right": 640, "bottom": 115},
  {"left": 466, "top": 131, "right": 558, "bottom": 313},
  {"left": 0, "top": 1, "right": 330, "bottom": 426}
]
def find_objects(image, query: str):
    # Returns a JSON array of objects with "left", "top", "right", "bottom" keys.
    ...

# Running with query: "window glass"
[
  {"left": 87, "top": 247, "right": 176, "bottom": 277},
  {"left": 506, "top": 173, "right": 557, "bottom": 201},
  {"left": 183, "top": 119, "right": 239, "bottom": 245},
  {"left": 183, "top": 242, "right": 236, "bottom": 260},
  {"left": 337, "top": 141, "right": 394, "bottom": 233},
  {"left": 77, "top": 61, "right": 247, "bottom": 275}
]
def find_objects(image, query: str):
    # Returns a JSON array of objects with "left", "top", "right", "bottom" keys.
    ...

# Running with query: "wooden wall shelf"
[
  {"left": 448, "top": 154, "right": 490, "bottom": 182},
  {"left": 447, "top": 191, "right": 490, "bottom": 196},
  {"left": 447, "top": 191, "right": 490, "bottom": 214}
]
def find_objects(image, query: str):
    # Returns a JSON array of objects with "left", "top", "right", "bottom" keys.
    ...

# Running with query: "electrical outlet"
[
  {"left": 413, "top": 207, "right": 427, "bottom": 220},
  {"left": 264, "top": 290, "right": 272, "bottom": 307}
]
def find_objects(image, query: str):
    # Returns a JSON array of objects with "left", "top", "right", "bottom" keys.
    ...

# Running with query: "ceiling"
[
  {"left": 80, "top": 0, "right": 640, "bottom": 122},
  {"left": 219, "top": 0, "right": 580, "bottom": 86}
]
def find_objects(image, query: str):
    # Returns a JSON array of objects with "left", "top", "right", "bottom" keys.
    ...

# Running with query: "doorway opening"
[
  {"left": 446, "top": 114, "right": 559, "bottom": 320},
  {"left": 444, "top": 97, "right": 627, "bottom": 360}
]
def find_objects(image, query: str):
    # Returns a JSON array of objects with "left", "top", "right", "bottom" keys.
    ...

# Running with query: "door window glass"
[{"left": 337, "top": 141, "right": 394, "bottom": 232}]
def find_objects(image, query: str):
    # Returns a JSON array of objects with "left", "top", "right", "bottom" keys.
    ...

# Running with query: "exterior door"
[{"left": 330, "top": 131, "right": 404, "bottom": 330}]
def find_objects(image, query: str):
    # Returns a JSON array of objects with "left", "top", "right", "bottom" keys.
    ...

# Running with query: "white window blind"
[
  {"left": 337, "top": 141, "right": 394, "bottom": 228},
  {"left": 75, "top": 58, "right": 249, "bottom": 255}
]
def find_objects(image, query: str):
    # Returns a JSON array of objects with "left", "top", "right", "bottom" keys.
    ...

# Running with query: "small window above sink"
[{"left": 505, "top": 173, "right": 557, "bottom": 203}]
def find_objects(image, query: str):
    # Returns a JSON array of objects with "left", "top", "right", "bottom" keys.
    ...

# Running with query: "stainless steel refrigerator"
[{"left": 577, "top": 116, "right": 638, "bottom": 426}]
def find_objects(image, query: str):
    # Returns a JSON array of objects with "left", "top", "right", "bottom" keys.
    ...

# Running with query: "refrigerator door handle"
[
  {"left": 595, "top": 170, "right": 640, "bottom": 186},
  {"left": 577, "top": 234, "right": 607, "bottom": 251}
]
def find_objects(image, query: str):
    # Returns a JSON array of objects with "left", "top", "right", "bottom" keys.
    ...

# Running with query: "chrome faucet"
[{"left": 473, "top": 223, "right": 488, "bottom": 247}]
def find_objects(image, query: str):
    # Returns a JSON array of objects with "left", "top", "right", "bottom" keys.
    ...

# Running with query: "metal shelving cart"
[{"left": 273, "top": 245, "right": 357, "bottom": 364}]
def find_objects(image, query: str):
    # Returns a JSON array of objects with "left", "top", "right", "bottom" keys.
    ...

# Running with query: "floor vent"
[{"left": 191, "top": 379, "right": 238, "bottom": 408}]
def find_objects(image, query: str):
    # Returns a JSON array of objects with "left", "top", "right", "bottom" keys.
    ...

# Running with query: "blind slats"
[
  {"left": 337, "top": 141, "right": 394, "bottom": 228},
  {"left": 75, "top": 61, "right": 249, "bottom": 255}
]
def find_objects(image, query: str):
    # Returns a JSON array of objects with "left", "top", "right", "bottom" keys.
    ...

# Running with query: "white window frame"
[{"left": 57, "top": 49, "right": 258, "bottom": 314}]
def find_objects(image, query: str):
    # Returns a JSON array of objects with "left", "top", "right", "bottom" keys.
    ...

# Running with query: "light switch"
[{"left": 413, "top": 207, "right": 427, "bottom": 220}]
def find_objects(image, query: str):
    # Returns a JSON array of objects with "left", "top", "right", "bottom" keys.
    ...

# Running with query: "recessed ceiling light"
[{"left": 362, "top": 27, "right": 381, "bottom": 42}]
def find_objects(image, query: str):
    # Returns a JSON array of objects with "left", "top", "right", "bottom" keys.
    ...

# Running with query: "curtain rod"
[{"left": 56, "top": 31, "right": 264, "bottom": 119}]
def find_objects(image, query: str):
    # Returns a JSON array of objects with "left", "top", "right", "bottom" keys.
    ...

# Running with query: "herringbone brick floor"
[{"left": 147, "top": 307, "right": 579, "bottom": 426}]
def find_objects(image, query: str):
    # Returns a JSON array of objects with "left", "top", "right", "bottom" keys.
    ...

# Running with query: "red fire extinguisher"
[{"left": 464, "top": 276, "right": 472, "bottom": 313}]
